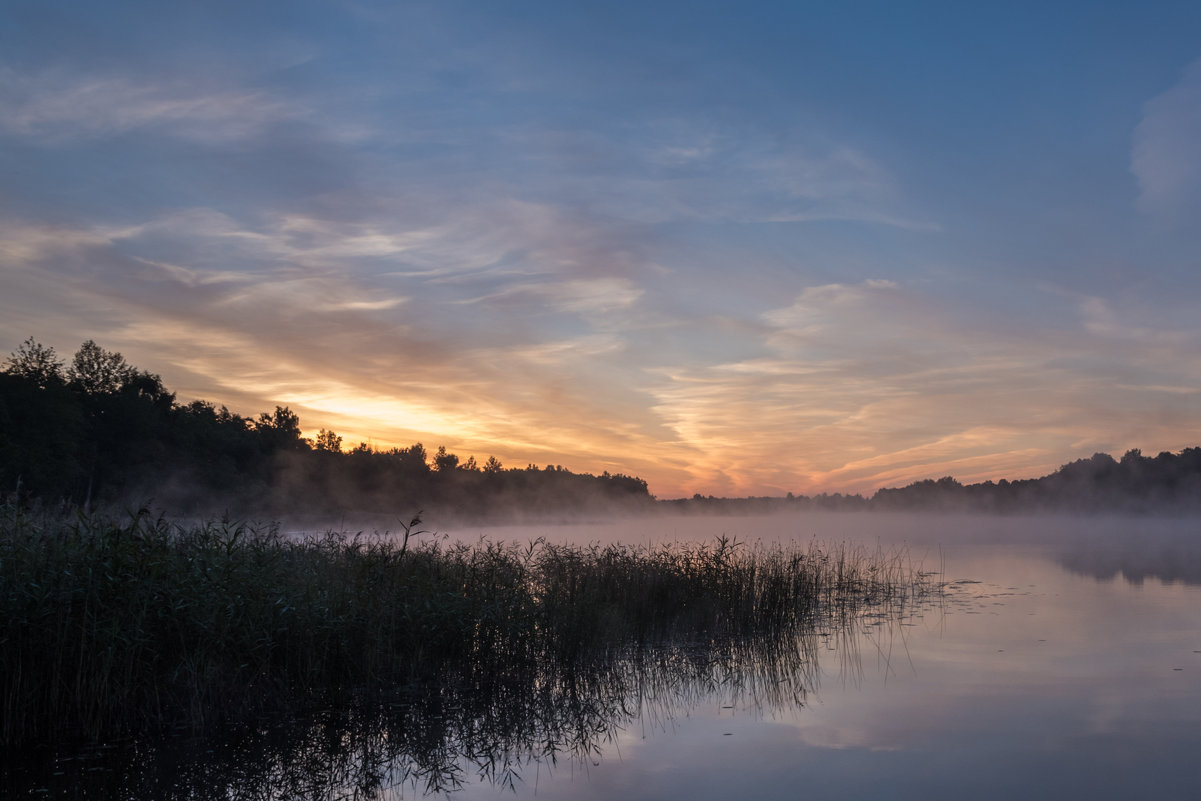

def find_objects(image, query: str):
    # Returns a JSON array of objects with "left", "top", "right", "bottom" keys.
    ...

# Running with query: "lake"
[
  {"left": 443, "top": 512, "right": 1201, "bottom": 801},
  {"left": 9, "top": 512, "right": 1201, "bottom": 799}
]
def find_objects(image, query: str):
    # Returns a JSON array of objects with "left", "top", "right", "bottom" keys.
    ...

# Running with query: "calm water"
[
  {"left": 441, "top": 512, "right": 1201, "bottom": 801},
  {"left": 11, "top": 513, "right": 1201, "bottom": 799}
]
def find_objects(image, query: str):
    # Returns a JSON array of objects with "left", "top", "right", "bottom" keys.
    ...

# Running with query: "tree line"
[
  {"left": 664, "top": 448, "right": 1201, "bottom": 515},
  {"left": 0, "top": 338, "right": 652, "bottom": 520},
  {"left": 869, "top": 448, "right": 1201, "bottom": 513},
  {"left": 4, "top": 337, "right": 1198, "bottom": 519}
]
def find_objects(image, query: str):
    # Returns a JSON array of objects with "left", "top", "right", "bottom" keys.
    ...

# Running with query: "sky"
[{"left": 2, "top": 0, "right": 1200, "bottom": 498}]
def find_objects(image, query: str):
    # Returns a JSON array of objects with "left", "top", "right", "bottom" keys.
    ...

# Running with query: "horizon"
[
  {"left": 9, "top": 333, "right": 1192, "bottom": 503},
  {"left": 3, "top": 2, "right": 1200, "bottom": 498}
]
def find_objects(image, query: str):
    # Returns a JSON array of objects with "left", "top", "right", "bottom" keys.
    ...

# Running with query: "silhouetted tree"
[
  {"left": 124, "top": 371, "right": 175, "bottom": 409},
  {"left": 255, "top": 406, "right": 306, "bottom": 452},
  {"left": 433, "top": 446, "right": 459, "bottom": 472},
  {"left": 4, "top": 337, "right": 65, "bottom": 389},
  {"left": 393, "top": 443, "right": 429, "bottom": 473},
  {"left": 312, "top": 428, "right": 343, "bottom": 453},
  {"left": 67, "top": 340, "right": 137, "bottom": 395}
]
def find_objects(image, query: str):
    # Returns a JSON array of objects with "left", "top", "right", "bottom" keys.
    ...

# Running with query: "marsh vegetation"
[{"left": 1, "top": 505, "right": 930, "bottom": 751}]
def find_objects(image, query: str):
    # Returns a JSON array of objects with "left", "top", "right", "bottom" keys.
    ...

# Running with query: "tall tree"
[
  {"left": 254, "top": 406, "right": 306, "bottom": 452},
  {"left": 67, "top": 340, "right": 136, "bottom": 395},
  {"left": 313, "top": 428, "right": 343, "bottom": 452},
  {"left": 433, "top": 446, "right": 459, "bottom": 472},
  {"left": 4, "top": 337, "right": 64, "bottom": 389}
]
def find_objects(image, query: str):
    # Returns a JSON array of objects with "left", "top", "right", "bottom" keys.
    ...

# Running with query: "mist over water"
[
  {"left": 436, "top": 511, "right": 1201, "bottom": 801},
  {"left": 268, "top": 509, "right": 1201, "bottom": 800},
  {"left": 9, "top": 511, "right": 1200, "bottom": 799},
  {"left": 443, "top": 509, "right": 1200, "bottom": 570}
]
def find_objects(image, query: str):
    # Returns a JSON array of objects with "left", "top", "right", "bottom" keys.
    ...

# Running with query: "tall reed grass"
[{"left": 0, "top": 505, "right": 930, "bottom": 746}]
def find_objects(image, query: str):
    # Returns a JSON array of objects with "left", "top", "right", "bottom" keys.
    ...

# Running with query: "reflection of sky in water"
[
  {"left": 11, "top": 515, "right": 1197, "bottom": 799},
  {"left": 448, "top": 514, "right": 1201, "bottom": 801}
]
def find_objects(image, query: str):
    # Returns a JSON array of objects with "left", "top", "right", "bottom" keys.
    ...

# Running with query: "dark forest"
[{"left": 0, "top": 338, "right": 651, "bottom": 521}]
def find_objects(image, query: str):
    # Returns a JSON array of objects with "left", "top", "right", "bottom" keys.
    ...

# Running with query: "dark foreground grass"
[{"left": 1, "top": 505, "right": 931, "bottom": 746}]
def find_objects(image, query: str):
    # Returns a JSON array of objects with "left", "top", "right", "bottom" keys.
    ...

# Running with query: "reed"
[{"left": 0, "top": 505, "right": 930, "bottom": 746}]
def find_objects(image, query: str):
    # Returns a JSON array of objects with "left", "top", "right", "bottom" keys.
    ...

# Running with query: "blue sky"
[{"left": 2, "top": 0, "right": 1200, "bottom": 496}]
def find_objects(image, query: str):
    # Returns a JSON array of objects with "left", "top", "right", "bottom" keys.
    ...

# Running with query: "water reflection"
[
  {"left": 6, "top": 601, "right": 919, "bottom": 799},
  {"left": 12, "top": 514, "right": 1199, "bottom": 800},
  {"left": 1052, "top": 527, "right": 1201, "bottom": 586}
]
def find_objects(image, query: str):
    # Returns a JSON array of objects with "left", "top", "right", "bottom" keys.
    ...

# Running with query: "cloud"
[
  {"left": 0, "top": 218, "right": 122, "bottom": 264},
  {"left": 644, "top": 280, "right": 1201, "bottom": 496},
  {"left": 0, "top": 204, "right": 679, "bottom": 482},
  {"left": 458, "top": 277, "right": 643, "bottom": 317},
  {"left": 273, "top": 216, "right": 441, "bottom": 261},
  {"left": 504, "top": 334, "right": 625, "bottom": 365},
  {"left": 133, "top": 259, "right": 255, "bottom": 289},
  {"left": 509, "top": 122, "right": 939, "bottom": 231},
  {"left": 762, "top": 279, "right": 901, "bottom": 340},
  {"left": 1131, "top": 56, "right": 1201, "bottom": 220},
  {"left": 1078, "top": 295, "right": 1197, "bottom": 345},
  {"left": 5, "top": 192, "right": 1200, "bottom": 499},
  {"left": 0, "top": 69, "right": 305, "bottom": 143}
]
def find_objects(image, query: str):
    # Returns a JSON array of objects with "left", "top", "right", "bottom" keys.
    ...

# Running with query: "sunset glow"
[{"left": 3, "top": 1, "right": 1200, "bottom": 497}]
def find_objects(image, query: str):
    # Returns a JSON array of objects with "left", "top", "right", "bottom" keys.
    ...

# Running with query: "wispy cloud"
[
  {"left": 0, "top": 69, "right": 305, "bottom": 143},
  {"left": 3, "top": 4, "right": 1198, "bottom": 500},
  {"left": 1078, "top": 295, "right": 1198, "bottom": 345},
  {"left": 457, "top": 277, "right": 643, "bottom": 317},
  {"left": 507, "top": 122, "right": 939, "bottom": 231},
  {"left": 0, "top": 218, "right": 124, "bottom": 264},
  {"left": 1131, "top": 56, "right": 1201, "bottom": 221},
  {"left": 5, "top": 195, "right": 1198, "bottom": 498},
  {"left": 0, "top": 205, "right": 675, "bottom": 478},
  {"left": 645, "top": 280, "right": 1201, "bottom": 495}
]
